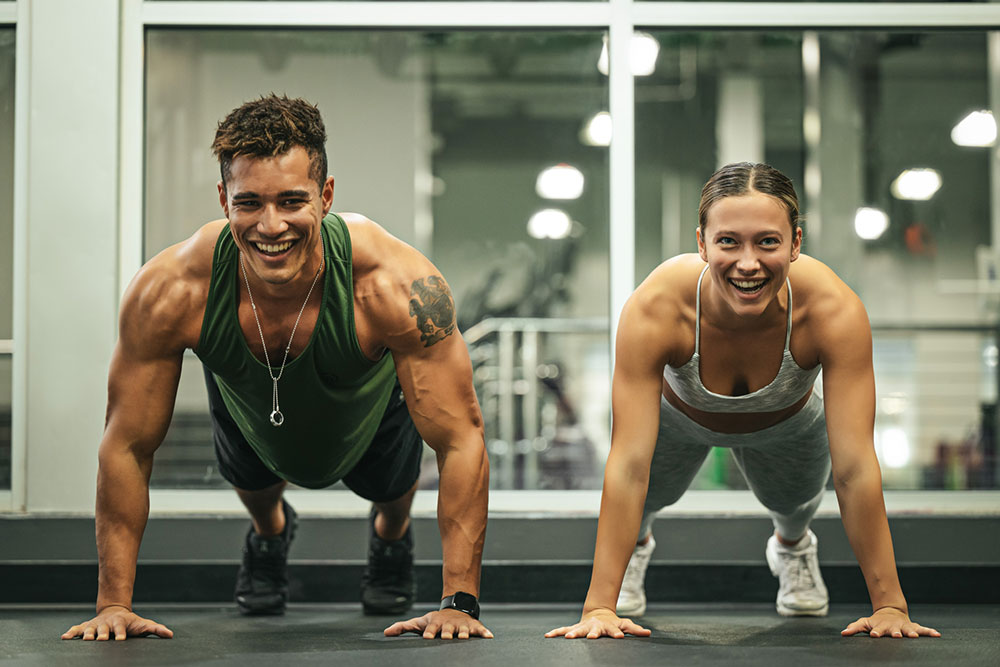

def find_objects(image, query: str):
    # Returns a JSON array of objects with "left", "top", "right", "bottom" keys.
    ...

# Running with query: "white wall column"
[{"left": 23, "top": 0, "right": 119, "bottom": 510}]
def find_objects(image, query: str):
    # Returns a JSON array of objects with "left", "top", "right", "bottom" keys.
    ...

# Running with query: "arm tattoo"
[{"left": 409, "top": 275, "right": 456, "bottom": 348}]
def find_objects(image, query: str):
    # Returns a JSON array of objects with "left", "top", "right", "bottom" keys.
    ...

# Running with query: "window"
[
  {"left": 144, "top": 28, "right": 610, "bottom": 490},
  {"left": 636, "top": 30, "right": 997, "bottom": 490}
]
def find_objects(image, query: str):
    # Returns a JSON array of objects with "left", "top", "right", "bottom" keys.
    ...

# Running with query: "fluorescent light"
[
  {"left": 536, "top": 163, "right": 585, "bottom": 200},
  {"left": 854, "top": 207, "right": 889, "bottom": 240},
  {"left": 877, "top": 427, "right": 911, "bottom": 469},
  {"left": 597, "top": 32, "right": 660, "bottom": 77},
  {"left": 527, "top": 209, "right": 572, "bottom": 240},
  {"left": 951, "top": 110, "right": 996, "bottom": 147},
  {"left": 891, "top": 168, "right": 941, "bottom": 201},
  {"left": 581, "top": 111, "right": 612, "bottom": 147}
]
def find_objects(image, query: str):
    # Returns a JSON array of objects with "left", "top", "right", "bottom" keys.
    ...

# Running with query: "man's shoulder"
[
  {"left": 340, "top": 212, "right": 431, "bottom": 284},
  {"left": 120, "top": 220, "right": 226, "bottom": 347}
]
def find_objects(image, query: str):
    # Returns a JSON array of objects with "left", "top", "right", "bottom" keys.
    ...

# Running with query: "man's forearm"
[
  {"left": 435, "top": 442, "right": 489, "bottom": 598},
  {"left": 95, "top": 448, "right": 153, "bottom": 612},
  {"left": 835, "top": 467, "right": 908, "bottom": 613}
]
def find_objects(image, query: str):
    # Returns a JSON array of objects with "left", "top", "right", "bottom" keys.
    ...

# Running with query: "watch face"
[
  {"left": 452, "top": 592, "right": 477, "bottom": 611},
  {"left": 443, "top": 592, "right": 480, "bottom": 619}
]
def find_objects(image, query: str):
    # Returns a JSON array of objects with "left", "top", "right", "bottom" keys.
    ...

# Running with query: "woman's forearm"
[
  {"left": 582, "top": 459, "right": 650, "bottom": 615},
  {"left": 834, "top": 466, "right": 908, "bottom": 613}
]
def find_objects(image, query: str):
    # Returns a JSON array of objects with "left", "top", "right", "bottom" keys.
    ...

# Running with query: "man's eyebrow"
[
  {"left": 278, "top": 189, "right": 311, "bottom": 198},
  {"left": 231, "top": 191, "right": 260, "bottom": 201}
]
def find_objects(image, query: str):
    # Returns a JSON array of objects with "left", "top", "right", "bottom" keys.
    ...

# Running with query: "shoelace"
[
  {"left": 780, "top": 551, "right": 815, "bottom": 591},
  {"left": 366, "top": 543, "right": 411, "bottom": 585},
  {"left": 246, "top": 540, "right": 286, "bottom": 581}
]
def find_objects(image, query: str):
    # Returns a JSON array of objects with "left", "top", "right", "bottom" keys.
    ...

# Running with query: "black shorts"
[{"left": 203, "top": 366, "right": 424, "bottom": 502}]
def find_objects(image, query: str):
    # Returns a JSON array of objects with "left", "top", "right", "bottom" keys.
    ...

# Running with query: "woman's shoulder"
[
  {"left": 625, "top": 254, "right": 701, "bottom": 326},
  {"left": 789, "top": 254, "right": 868, "bottom": 328},
  {"left": 639, "top": 253, "right": 703, "bottom": 295}
]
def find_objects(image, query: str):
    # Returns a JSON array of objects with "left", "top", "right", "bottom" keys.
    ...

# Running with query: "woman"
[{"left": 546, "top": 162, "right": 939, "bottom": 640}]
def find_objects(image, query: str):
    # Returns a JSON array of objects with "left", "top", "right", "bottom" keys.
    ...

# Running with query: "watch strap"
[{"left": 439, "top": 592, "right": 480, "bottom": 620}]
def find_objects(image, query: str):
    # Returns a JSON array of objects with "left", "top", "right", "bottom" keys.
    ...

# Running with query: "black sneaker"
[
  {"left": 235, "top": 499, "right": 297, "bottom": 615},
  {"left": 360, "top": 508, "right": 415, "bottom": 615}
]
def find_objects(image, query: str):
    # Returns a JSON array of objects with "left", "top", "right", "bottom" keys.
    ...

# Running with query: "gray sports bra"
[{"left": 662, "top": 265, "right": 821, "bottom": 413}]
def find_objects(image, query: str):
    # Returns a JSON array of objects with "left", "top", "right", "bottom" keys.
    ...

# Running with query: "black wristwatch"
[{"left": 439, "top": 592, "right": 480, "bottom": 620}]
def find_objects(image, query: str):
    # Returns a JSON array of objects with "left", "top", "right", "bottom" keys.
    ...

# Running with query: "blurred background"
[{"left": 3, "top": 2, "right": 1000, "bottom": 511}]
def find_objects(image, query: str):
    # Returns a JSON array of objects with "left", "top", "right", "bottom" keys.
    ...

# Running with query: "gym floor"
[{"left": 3, "top": 603, "right": 997, "bottom": 667}]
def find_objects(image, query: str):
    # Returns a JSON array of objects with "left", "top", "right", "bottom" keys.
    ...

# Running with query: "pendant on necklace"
[{"left": 270, "top": 410, "right": 284, "bottom": 427}]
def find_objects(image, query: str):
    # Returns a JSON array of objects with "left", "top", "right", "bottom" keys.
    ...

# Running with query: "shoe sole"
[
  {"left": 776, "top": 602, "right": 829, "bottom": 617},
  {"left": 237, "top": 604, "right": 287, "bottom": 616}
]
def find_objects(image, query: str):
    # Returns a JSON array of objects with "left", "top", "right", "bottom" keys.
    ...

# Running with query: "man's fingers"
[
  {"left": 913, "top": 624, "right": 940, "bottom": 637},
  {"left": 383, "top": 619, "right": 422, "bottom": 636},
  {"left": 456, "top": 625, "right": 469, "bottom": 639},
  {"left": 477, "top": 624, "right": 494, "bottom": 639},
  {"left": 440, "top": 623, "right": 454, "bottom": 640},
  {"left": 113, "top": 621, "right": 128, "bottom": 641},
  {"left": 61, "top": 625, "right": 82, "bottom": 640},
  {"left": 153, "top": 623, "right": 174, "bottom": 639},
  {"left": 545, "top": 626, "right": 571, "bottom": 638},
  {"left": 422, "top": 622, "right": 441, "bottom": 639}
]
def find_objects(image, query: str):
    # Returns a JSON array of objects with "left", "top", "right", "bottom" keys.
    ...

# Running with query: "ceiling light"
[
  {"left": 854, "top": 207, "right": 889, "bottom": 240},
  {"left": 581, "top": 111, "right": 612, "bottom": 147},
  {"left": 891, "top": 168, "right": 941, "bottom": 201},
  {"left": 527, "top": 209, "right": 572, "bottom": 240},
  {"left": 536, "top": 163, "right": 584, "bottom": 200},
  {"left": 951, "top": 110, "right": 996, "bottom": 147},
  {"left": 597, "top": 32, "right": 660, "bottom": 77}
]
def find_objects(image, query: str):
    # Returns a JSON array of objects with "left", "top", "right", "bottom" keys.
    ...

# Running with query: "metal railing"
[{"left": 465, "top": 317, "right": 609, "bottom": 490}]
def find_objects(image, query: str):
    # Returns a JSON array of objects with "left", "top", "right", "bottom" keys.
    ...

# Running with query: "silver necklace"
[{"left": 239, "top": 252, "right": 323, "bottom": 427}]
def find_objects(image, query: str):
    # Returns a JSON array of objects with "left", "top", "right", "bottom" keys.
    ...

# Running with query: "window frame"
[{"left": 87, "top": 0, "right": 1000, "bottom": 514}]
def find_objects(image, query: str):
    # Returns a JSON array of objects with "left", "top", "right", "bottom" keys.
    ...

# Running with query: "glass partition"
[
  {"left": 636, "top": 29, "right": 998, "bottom": 489},
  {"left": 145, "top": 29, "right": 610, "bottom": 490}
]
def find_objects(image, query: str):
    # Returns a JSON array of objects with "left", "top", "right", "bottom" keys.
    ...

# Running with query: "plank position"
[
  {"left": 547, "top": 162, "right": 939, "bottom": 640},
  {"left": 63, "top": 95, "right": 491, "bottom": 641}
]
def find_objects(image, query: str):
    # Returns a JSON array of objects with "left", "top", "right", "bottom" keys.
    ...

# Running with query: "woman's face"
[{"left": 697, "top": 190, "right": 801, "bottom": 319}]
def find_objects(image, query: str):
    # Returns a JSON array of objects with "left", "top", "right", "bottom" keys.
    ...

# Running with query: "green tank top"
[{"left": 195, "top": 213, "right": 397, "bottom": 488}]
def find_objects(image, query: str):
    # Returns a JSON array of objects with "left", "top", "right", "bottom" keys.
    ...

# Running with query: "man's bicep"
[
  {"left": 393, "top": 333, "right": 482, "bottom": 454},
  {"left": 405, "top": 272, "right": 458, "bottom": 350},
  {"left": 102, "top": 339, "right": 184, "bottom": 459}
]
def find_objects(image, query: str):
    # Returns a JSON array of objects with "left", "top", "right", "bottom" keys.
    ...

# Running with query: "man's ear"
[
  {"left": 322, "top": 176, "right": 335, "bottom": 215},
  {"left": 218, "top": 181, "right": 229, "bottom": 218}
]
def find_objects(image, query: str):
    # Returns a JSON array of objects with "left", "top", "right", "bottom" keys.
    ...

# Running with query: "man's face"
[{"left": 218, "top": 146, "right": 334, "bottom": 286}]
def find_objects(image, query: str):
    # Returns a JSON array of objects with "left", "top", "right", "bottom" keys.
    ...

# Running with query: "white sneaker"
[
  {"left": 765, "top": 529, "right": 829, "bottom": 617},
  {"left": 616, "top": 534, "right": 655, "bottom": 617}
]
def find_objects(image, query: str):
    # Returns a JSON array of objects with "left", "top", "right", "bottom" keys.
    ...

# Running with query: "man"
[{"left": 62, "top": 95, "right": 491, "bottom": 641}]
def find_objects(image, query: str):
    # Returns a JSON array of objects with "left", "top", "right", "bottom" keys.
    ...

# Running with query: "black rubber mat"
[{"left": 2, "top": 603, "right": 995, "bottom": 667}]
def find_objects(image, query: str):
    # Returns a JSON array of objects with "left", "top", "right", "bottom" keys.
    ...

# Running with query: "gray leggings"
[{"left": 640, "top": 391, "right": 831, "bottom": 542}]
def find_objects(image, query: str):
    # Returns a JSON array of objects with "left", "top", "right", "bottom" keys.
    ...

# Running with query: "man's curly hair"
[{"left": 211, "top": 94, "right": 328, "bottom": 193}]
